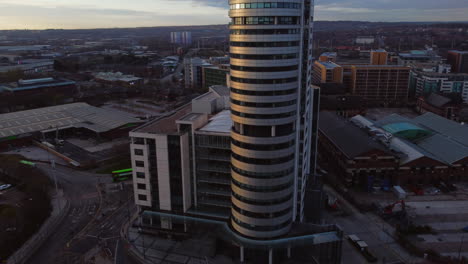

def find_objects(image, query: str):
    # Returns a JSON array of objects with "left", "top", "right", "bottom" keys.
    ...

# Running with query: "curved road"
[{"left": 26, "top": 164, "right": 136, "bottom": 264}]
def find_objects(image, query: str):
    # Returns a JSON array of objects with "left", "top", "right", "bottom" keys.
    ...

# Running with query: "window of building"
[
  {"left": 137, "top": 183, "right": 147, "bottom": 190},
  {"left": 138, "top": 194, "right": 147, "bottom": 201},
  {"left": 135, "top": 160, "right": 145, "bottom": 167},
  {"left": 136, "top": 172, "right": 145, "bottom": 179},
  {"left": 134, "top": 149, "right": 144, "bottom": 156}
]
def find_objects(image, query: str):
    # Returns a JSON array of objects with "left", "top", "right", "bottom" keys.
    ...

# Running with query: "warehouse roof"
[
  {"left": 382, "top": 122, "right": 431, "bottom": 141},
  {"left": 373, "top": 112, "right": 468, "bottom": 165},
  {"left": 0, "top": 77, "right": 76, "bottom": 92},
  {"left": 319, "top": 111, "right": 391, "bottom": 159},
  {"left": 413, "top": 112, "right": 468, "bottom": 147},
  {"left": 0, "top": 103, "right": 141, "bottom": 138}
]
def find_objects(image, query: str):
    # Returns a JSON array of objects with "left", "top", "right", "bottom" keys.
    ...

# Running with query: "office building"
[
  {"left": 171, "top": 32, "right": 192, "bottom": 46},
  {"left": 355, "top": 36, "right": 374, "bottom": 45},
  {"left": 398, "top": 50, "right": 442, "bottom": 66},
  {"left": 184, "top": 57, "right": 212, "bottom": 90},
  {"left": 202, "top": 65, "right": 229, "bottom": 90},
  {"left": 229, "top": 0, "right": 321, "bottom": 241},
  {"left": 312, "top": 61, "right": 343, "bottom": 84},
  {"left": 130, "top": 2, "right": 344, "bottom": 263},
  {"left": 130, "top": 87, "right": 231, "bottom": 216},
  {"left": 350, "top": 65, "right": 411, "bottom": 105},
  {"left": 410, "top": 68, "right": 468, "bottom": 103},
  {"left": 370, "top": 49, "right": 388, "bottom": 65},
  {"left": 319, "top": 52, "right": 337, "bottom": 62},
  {"left": 130, "top": 86, "right": 342, "bottom": 263},
  {"left": 447, "top": 50, "right": 468, "bottom": 74}
]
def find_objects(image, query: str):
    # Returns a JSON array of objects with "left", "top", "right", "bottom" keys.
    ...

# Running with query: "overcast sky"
[{"left": 0, "top": 0, "right": 467, "bottom": 29}]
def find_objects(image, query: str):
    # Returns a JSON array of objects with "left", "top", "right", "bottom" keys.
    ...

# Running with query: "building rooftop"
[
  {"left": 372, "top": 112, "right": 468, "bottom": 165},
  {"left": 317, "top": 61, "right": 341, "bottom": 70},
  {"left": 199, "top": 110, "right": 231, "bottom": 134},
  {"left": 449, "top": 50, "right": 468, "bottom": 55},
  {"left": 0, "top": 103, "right": 141, "bottom": 138},
  {"left": 0, "top": 77, "right": 76, "bottom": 92},
  {"left": 210, "top": 85, "right": 229, "bottom": 97},
  {"left": 382, "top": 122, "right": 431, "bottom": 141},
  {"left": 424, "top": 93, "right": 453, "bottom": 108},
  {"left": 94, "top": 72, "right": 142, "bottom": 83},
  {"left": 413, "top": 112, "right": 468, "bottom": 147},
  {"left": 319, "top": 111, "right": 391, "bottom": 159},
  {"left": 135, "top": 104, "right": 192, "bottom": 134},
  {"left": 399, "top": 50, "right": 441, "bottom": 60},
  {"left": 0, "top": 60, "right": 54, "bottom": 73}
]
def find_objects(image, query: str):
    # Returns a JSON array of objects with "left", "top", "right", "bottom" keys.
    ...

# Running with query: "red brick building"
[{"left": 318, "top": 112, "right": 468, "bottom": 191}]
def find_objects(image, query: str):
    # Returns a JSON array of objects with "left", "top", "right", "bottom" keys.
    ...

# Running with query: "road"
[
  {"left": 323, "top": 185, "right": 419, "bottom": 264},
  {"left": 26, "top": 164, "right": 137, "bottom": 264}
]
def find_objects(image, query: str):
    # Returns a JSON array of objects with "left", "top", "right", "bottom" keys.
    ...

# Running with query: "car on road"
[
  {"left": 0, "top": 184, "right": 12, "bottom": 191},
  {"left": 347, "top": 234, "right": 378, "bottom": 263}
]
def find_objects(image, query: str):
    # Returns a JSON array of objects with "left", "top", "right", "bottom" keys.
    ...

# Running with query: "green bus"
[
  {"left": 112, "top": 168, "right": 132, "bottom": 182},
  {"left": 20, "top": 160, "right": 36, "bottom": 167}
]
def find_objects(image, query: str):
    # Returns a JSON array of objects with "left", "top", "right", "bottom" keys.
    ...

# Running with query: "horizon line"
[{"left": 1, "top": 20, "right": 468, "bottom": 31}]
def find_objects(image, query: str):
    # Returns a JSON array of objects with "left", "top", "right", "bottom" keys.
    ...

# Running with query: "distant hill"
[{"left": 0, "top": 21, "right": 467, "bottom": 40}]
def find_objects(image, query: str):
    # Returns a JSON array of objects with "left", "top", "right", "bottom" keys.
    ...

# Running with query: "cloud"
[{"left": 0, "top": 0, "right": 465, "bottom": 29}]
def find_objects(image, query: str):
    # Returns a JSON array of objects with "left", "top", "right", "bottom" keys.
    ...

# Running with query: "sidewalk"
[{"left": 7, "top": 190, "right": 70, "bottom": 264}]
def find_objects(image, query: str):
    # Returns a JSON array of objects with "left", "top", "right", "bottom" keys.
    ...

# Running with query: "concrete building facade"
[
  {"left": 350, "top": 65, "right": 411, "bottom": 105},
  {"left": 229, "top": 0, "right": 316, "bottom": 239}
]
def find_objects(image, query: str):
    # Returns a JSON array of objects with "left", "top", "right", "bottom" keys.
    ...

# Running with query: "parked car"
[{"left": 0, "top": 184, "right": 12, "bottom": 191}]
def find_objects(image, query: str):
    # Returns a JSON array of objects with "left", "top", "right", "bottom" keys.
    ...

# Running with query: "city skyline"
[{"left": 0, "top": 0, "right": 467, "bottom": 30}]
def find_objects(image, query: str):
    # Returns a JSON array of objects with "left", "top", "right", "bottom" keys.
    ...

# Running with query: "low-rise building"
[
  {"left": 94, "top": 72, "right": 143, "bottom": 87},
  {"left": 318, "top": 111, "right": 468, "bottom": 190},
  {"left": 416, "top": 92, "right": 465, "bottom": 121},
  {"left": 0, "top": 77, "right": 77, "bottom": 111},
  {"left": 0, "top": 102, "right": 142, "bottom": 149},
  {"left": 410, "top": 68, "right": 468, "bottom": 103},
  {"left": 312, "top": 61, "right": 343, "bottom": 84},
  {"left": 398, "top": 50, "right": 442, "bottom": 66}
]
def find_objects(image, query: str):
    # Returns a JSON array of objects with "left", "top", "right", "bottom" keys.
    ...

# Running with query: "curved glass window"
[
  {"left": 232, "top": 204, "right": 292, "bottom": 219},
  {"left": 230, "top": 53, "right": 299, "bottom": 60},
  {"left": 232, "top": 216, "right": 291, "bottom": 231},
  {"left": 232, "top": 166, "right": 294, "bottom": 179},
  {"left": 232, "top": 192, "right": 292, "bottom": 206},
  {"left": 231, "top": 65, "right": 298, "bottom": 72},
  {"left": 232, "top": 139, "right": 295, "bottom": 150},
  {"left": 232, "top": 152, "right": 294, "bottom": 165},
  {"left": 231, "top": 99, "right": 296, "bottom": 108},
  {"left": 230, "top": 77, "right": 297, "bottom": 85},
  {"left": 231, "top": 87, "right": 296, "bottom": 96},
  {"left": 231, "top": 110, "right": 296, "bottom": 120},
  {"left": 230, "top": 41, "right": 299, "bottom": 47},
  {"left": 232, "top": 178, "right": 292, "bottom": 192},
  {"left": 232, "top": 16, "right": 299, "bottom": 25},
  {"left": 230, "top": 2, "right": 301, "bottom": 9},
  {"left": 230, "top": 29, "right": 300, "bottom": 35}
]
